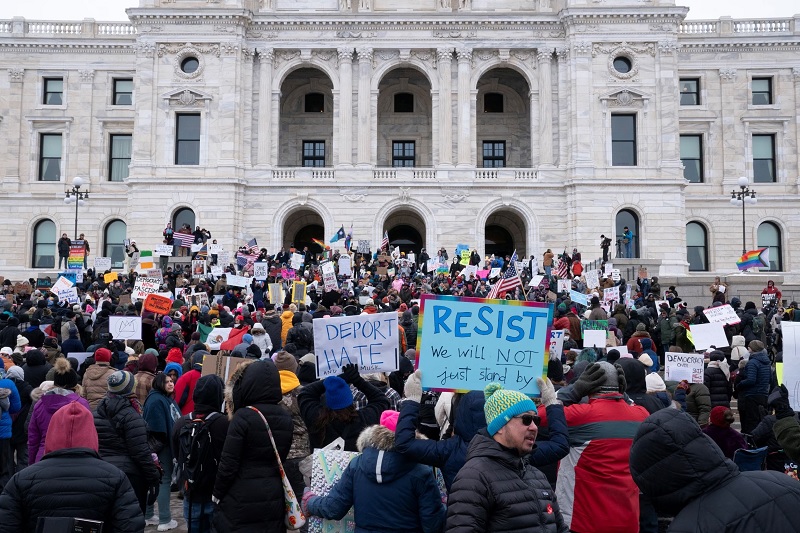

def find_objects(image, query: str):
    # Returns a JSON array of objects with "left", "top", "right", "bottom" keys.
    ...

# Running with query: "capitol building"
[{"left": 1, "top": 0, "right": 799, "bottom": 293}]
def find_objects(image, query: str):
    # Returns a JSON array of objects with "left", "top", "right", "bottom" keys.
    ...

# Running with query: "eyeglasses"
[{"left": 514, "top": 414, "right": 540, "bottom": 427}]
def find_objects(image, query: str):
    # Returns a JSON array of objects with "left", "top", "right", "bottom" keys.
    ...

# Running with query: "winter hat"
[
  {"left": 606, "top": 349, "right": 621, "bottom": 365},
  {"left": 272, "top": 351, "right": 298, "bottom": 374},
  {"left": 107, "top": 370, "right": 135, "bottom": 396},
  {"left": 484, "top": 383, "right": 537, "bottom": 436},
  {"left": 748, "top": 340, "right": 764, "bottom": 352},
  {"left": 164, "top": 362, "right": 184, "bottom": 378},
  {"left": 0, "top": 347, "right": 12, "bottom": 356},
  {"left": 636, "top": 323, "right": 647, "bottom": 332},
  {"left": 645, "top": 372, "right": 667, "bottom": 393},
  {"left": 242, "top": 334, "right": 253, "bottom": 344},
  {"left": 190, "top": 351, "right": 207, "bottom": 371},
  {"left": 52, "top": 358, "right": 79, "bottom": 390},
  {"left": 6, "top": 365, "right": 24, "bottom": 381},
  {"left": 166, "top": 348, "right": 184, "bottom": 365},
  {"left": 744, "top": 301, "right": 756, "bottom": 311},
  {"left": 547, "top": 359, "right": 565, "bottom": 383},
  {"left": 323, "top": 376, "right": 353, "bottom": 410},
  {"left": 710, "top": 406, "right": 735, "bottom": 428},
  {"left": 251, "top": 322, "right": 265, "bottom": 332},
  {"left": 380, "top": 410, "right": 400, "bottom": 432},
  {"left": 709, "top": 350, "right": 725, "bottom": 362},
  {"left": 299, "top": 353, "right": 316, "bottom": 365},
  {"left": 43, "top": 401, "right": 98, "bottom": 455},
  {"left": 138, "top": 352, "right": 158, "bottom": 373},
  {"left": 15, "top": 335, "right": 29, "bottom": 347},
  {"left": 591, "top": 361, "right": 623, "bottom": 395},
  {"left": 557, "top": 303, "right": 567, "bottom": 314},
  {"left": 43, "top": 337, "right": 59, "bottom": 349},
  {"left": 94, "top": 347, "right": 112, "bottom": 363},
  {"left": 637, "top": 353, "right": 654, "bottom": 369}
]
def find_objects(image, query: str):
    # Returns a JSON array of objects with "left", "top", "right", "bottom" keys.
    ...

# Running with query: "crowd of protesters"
[{"left": 0, "top": 234, "right": 799, "bottom": 532}]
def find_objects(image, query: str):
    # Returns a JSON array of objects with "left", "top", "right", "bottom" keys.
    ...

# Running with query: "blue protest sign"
[
  {"left": 312, "top": 314, "right": 401, "bottom": 378},
  {"left": 59, "top": 271, "right": 78, "bottom": 285},
  {"left": 569, "top": 290, "right": 588, "bottom": 306},
  {"left": 416, "top": 294, "right": 553, "bottom": 396}
]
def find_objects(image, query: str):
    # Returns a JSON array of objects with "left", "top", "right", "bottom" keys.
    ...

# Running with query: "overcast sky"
[{"left": 0, "top": 0, "right": 796, "bottom": 21}]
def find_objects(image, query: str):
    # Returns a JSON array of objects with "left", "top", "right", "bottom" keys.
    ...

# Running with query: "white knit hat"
[{"left": 645, "top": 373, "right": 667, "bottom": 393}]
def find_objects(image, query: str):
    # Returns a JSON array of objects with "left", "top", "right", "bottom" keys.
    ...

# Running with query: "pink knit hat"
[{"left": 379, "top": 410, "right": 400, "bottom": 432}]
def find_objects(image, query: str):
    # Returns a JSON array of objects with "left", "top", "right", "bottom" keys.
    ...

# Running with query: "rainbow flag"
[
  {"left": 736, "top": 248, "right": 769, "bottom": 271},
  {"left": 311, "top": 238, "right": 326, "bottom": 249}
]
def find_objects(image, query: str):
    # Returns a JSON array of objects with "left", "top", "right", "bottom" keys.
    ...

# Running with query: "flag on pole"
[
  {"left": 246, "top": 238, "right": 259, "bottom": 254},
  {"left": 311, "top": 238, "right": 326, "bottom": 249},
  {"left": 736, "top": 247, "right": 770, "bottom": 271},
  {"left": 330, "top": 226, "right": 346, "bottom": 243},
  {"left": 139, "top": 250, "right": 154, "bottom": 270},
  {"left": 173, "top": 233, "right": 194, "bottom": 248},
  {"left": 556, "top": 258, "right": 569, "bottom": 279},
  {"left": 381, "top": 231, "right": 390, "bottom": 250},
  {"left": 195, "top": 244, "right": 207, "bottom": 259},
  {"left": 344, "top": 226, "right": 353, "bottom": 251},
  {"left": 487, "top": 251, "right": 522, "bottom": 299}
]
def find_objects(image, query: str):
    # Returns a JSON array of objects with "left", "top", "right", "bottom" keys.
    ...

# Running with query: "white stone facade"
[{"left": 1, "top": 0, "right": 799, "bottom": 282}]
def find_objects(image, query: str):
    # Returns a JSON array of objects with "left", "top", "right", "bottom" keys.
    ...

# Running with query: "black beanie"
[
  {"left": 547, "top": 359, "right": 565, "bottom": 383},
  {"left": 52, "top": 358, "right": 79, "bottom": 390}
]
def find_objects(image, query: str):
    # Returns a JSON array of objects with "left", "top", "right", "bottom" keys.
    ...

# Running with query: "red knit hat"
[
  {"left": 94, "top": 347, "right": 112, "bottom": 363},
  {"left": 44, "top": 401, "right": 98, "bottom": 454},
  {"left": 710, "top": 406, "right": 734, "bottom": 428},
  {"left": 166, "top": 348, "right": 184, "bottom": 365}
]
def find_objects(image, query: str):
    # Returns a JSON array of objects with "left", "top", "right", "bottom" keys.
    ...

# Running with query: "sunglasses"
[{"left": 514, "top": 414, "right": 540, "bottom": 427}]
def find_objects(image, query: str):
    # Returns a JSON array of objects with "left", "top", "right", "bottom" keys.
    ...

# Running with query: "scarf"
[{"left": 707, "top": 360, "right": 730, "bottom": 381}]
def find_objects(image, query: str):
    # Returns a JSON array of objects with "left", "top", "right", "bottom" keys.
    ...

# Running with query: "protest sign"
[
  {"left": 201, "top": 354, "right": 248, "bottom": 382},
  {"left": 320, "top": 261, "right": 338, "bottom": 292},
  {"left": 463, "top": 265, "right": 478, "bottom": 279},
  {"left": 455, "top": 244, "right": 469, "bottom": 255},
  {"left": 689, "top": 322, "right": 729, "bottom": 350},
  {"left": 426, "top": 258, "right": 438, "bottom": 272},
  {"left": 557, "top": 279, "right": 570, "bottom": 293},
  {"left": 35, "top": 277, "right": 52, "bottom": 290},
  {"left": 611, "top": 269, "right": 621, "bottom": 282},
  {"left": 131, "top": 277, "right": 162, "bottom": 301},
  {"left": 664, "top": 352, "right": 704, "bottom": 383},
  {"left": 208, "top": 243, "right": 222, "bottom": 254},
  {"left": 615, "top": 346, "right": 631, "bottom": 358},
  {"left": 218, "top": 250, "right": 231, "bottom": 264},
  {"left": 94, "top": 257, "right": 112, "bottom": 271},
  {"left": 604, "top": 263, "right": 613, "bottom": 275},
  {"left": 762, "top": 293, "right": 777, "bottom": 308},
  {"left": 69, "top": 352, "right": 93, "bottom": 367},
  {"left": 581, "top": 320, "right": 608, "bottom": 338},
  {"left": 56, "top": 287, "right": 79, "bottom": 304},
  {"left": 703, "top": 304, "right": 741, "bottom": 325},
  {"left": 436, "top": 264, "right": 449, "bottom": 275},
  {"left": 225, "top": 274, "right": 249, "bottom": 288},
  {"left": 146, "top": 268, "right": 163, "bottom": 280},
  {"left": 210, "top": 265, "right": 223, "bottom": 277},
  {"left": 280, "top": 268, "right": 295, "bottom": 280},
  {"left": 292, "top": 281, "right": 307, "bottom": 303},
  {"left": 143, "top": 294, "right": 172, "bottom": 315},
  {"left": 119, "top": 294, "right": 131, "bottom": 305},
  {"left": 269, "top": 283, "right": 284, "bottom": 305},
  {"left": 108, "top": 316, "right": 142, "bottom": 340},
  {"left": 781, "top": 321, "right": 800, "bottom": 410},
  {"left": 312, "top": 314, "right": 401, "bottom": 378},
  {"left": 154, "top": 245, "right": 173, "bottom": 256},
  {"left": 583, "top": 329, "right": 606, "bottom": 349},
  {"left": 357, "top": 240, "right": 370, "bottom": 254},
  {"left": 528, "top": 275, "right": 544, "bottom": 287},
  {"left": 416, "top": 295, "right": 553, "bottom": 396},
  {"left": 476, "top": 269, "right": 490, "bottom": 280},
  {"left": 308, "top": 449, "right": 358, "bottom": 533},
  {"left": 549, "top": 330, "right": 566, "bottom": 360},
  {"left": 59, "top": 271, "right": 78, "bottom": 285},
  {"left": 338, "top": 255, "right": 352, "bottom": 277},
  {"left": 584, "top": 269, "right": 600, "bottom": 289},
  {"left": 253, "top": 262, "right": 269, "bottom": 281},
  {"left": 290, "top": 253, "right": 304, "bottom": 270},
  {"left": 460, "top": 250, "right": 471, "bottom": 266},
  {"left": 570, "top": 290, "right": 588, "bottom": 306},
  {"left": 68, "top": 240, "right": 85, "bottom": 269},
  {"left": 603, "top": 286, "right": 620, "bottom": 304},
  {"left": 192, "top": 260, "right": 206, "bottom": 276},
  {"left": 51, "top": 276, "right": 74, "bottom": 295}
]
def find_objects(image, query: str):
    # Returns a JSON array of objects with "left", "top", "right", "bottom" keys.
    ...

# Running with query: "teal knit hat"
[{"left": 484, "top": 383, "right": 537, "bottom": 436}]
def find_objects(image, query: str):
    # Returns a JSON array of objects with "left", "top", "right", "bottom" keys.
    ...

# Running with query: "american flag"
[
  {"left": 556, "top": 257, "right": 569, "bottom": 279},
  {"left": 487, "top": 251, "right": 522, "bottom": 299},
  {"left": 173, "top": 232, "right": 194, "bottom": 248},
  {"left": 381, "top": 231, "right": 389, "bottom": 250},
  {"left": 246, "top": 238, "right": 259, "bottom": 254},
  {"left": 237, "top": 252, "right": 258, "bottom": 268}
]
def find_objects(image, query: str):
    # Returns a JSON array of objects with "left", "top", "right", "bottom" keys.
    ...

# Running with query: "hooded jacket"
[
  {"left": 81, "top": 362, "right": 116, "bottom": 411},
  {"left": 737, "top": 349, "right": 771, "bottom": 398},
  {"left": 729, "top": 335, "right": 748, "bottom": 362},
  {"left": 445, "top": 430, "right": 568, "bottom": 533},
  {"left": 630, "top": 409, "right": 800, "bottom": 532},
  {"left": 174, "top": 352, "right": 206, "bottom": 415},
  {"left": 212, "top": 360, "right": 293, "bottom": 532},
  {"left": 22, "top": 350, "right": 52, "bottom": 389},
  {"left": 280, "top": 310, "right": 294, "bottom": 345},
  {"left": 28, "top": 387, "right": 90, "bottom": 463},
  {"left": 308, "top": 425, "right": 446, "bottom": 533},
  {"left": 616, "top": 358, "right": 665, "bottom": 415},
  {"left": 261, "top": 314, "right": 283, "bottom": 353},
  {"left": 0, "top": 375, "right": 20, "bottom": 439}
]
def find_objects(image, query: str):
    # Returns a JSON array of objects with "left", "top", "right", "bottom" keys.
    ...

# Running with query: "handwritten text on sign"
[
  {"left": 313, "top": 314, "right": 400, "bottom": 378},
  {"left": 417, "top": 295, "right": 553, "bottom": 396},
  {"left": 664, "top": 352, "right": 704, "bottom": 383}
]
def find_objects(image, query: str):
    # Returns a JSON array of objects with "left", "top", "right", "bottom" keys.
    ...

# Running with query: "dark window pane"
[
  {"left": 482, "top": 141, "right": 506, "bottom": 168},
  {"left": 110, "top": 135, "right": 132, "bottom": 182},
  {"left": 305, "top": 93, "right": 325, "bottom": 113},
  {"left": 392, "top": 141, "right": 415, "bottom": 167},
  {"left": 611, "top": 115, "right": 636, "bottom": 166},
  {"left": 752, "top": 78, "right": 772, "bottom": 105},
  {"left": 679, "top": 78, "right": 700, "bottom": 105},
  {"left": 176, "top": 114, "right": 201, "bottom": 165},
  {"left": 302, "top": 141, "right": 325, "bottom": 167},
  {"left": 613, "top": 57, "right": 632, "bottom": 74},
  {"left": 33, "top": 220, "right": 57, "bottom": 268},
  {"left": 680, "top": 135, "right": 703, "bottom": 183},
  {"left": 394, "top": 93, "right": 414, "bottom": 113},
  {"left": 484, "top": 93, "right": 504, "bottom": 113},
  {"left": 39, "top": 134, "right": 62, "bottom": 181},
  {"left": 181, "top": 57, "right": 199, "bottom": 74},
  {"left": 753, "top": 134, "right": 775, "bottom": 183},
  {"left": 114, "top": 79, "right": 133, "bottom": 105}
]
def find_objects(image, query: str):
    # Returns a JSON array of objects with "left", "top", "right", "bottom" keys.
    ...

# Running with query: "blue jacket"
[
  {"left": 0, "top": 378, "right": 21, "bottom": 439},
  {"left": 308, "top": 426, "right": 445, "bottom": 533},
  {"left": 738, "top": 350, "right": 772, "bottom": 397},
  {"left": 394, "top": 391, "right": 569, "bottom": 491}
]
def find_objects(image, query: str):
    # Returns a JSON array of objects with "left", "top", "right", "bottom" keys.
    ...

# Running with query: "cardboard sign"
[
  {"left": 225, "top": 274, "right": 249, "bottom": 288},
  {"left": 549, "top": 329, "right": 566, "bottom": 361},
  {"left": 313, "top": 314, "right": 401, "bottom": 378},
  {"left": 357, "top": 240, "right": 370, "bottom": 254},
  {"left": 664, "top": 352, "right": 704, "bottom": 383},
  {"left": 253, "top": 262, "right": 269, "bottom": 281},
  {"left": 154, "top": 244, "right": 173, "bottom": 256},
  {"left": 460, "top": 250, "right": 471, "bottom": 266},
  {"left": 557, "top": 279, "right": 571, "bottom": 293},
  {"left": 208, "top": 244, "right": 223, "bottom": 254},
  {"left": 56, "top": 287, "right": 79, "bottom": 304},
  {"left": 94, "top": 257, "right": 112, "bottom": 271},
  {"left": 603, "top": 286, "right": 620, "bottom": 304},
  {"left": 416, "top": 294, "right": 553, "bottom": 395},
  {"left": 201, "top": 354, "right": 248, "bottom": 382},
  {"left": 703, "top": 304, "right": 741, "bottom": 325},
  {"left": 131, "top": 277, "right": 162, "bottom": 301},
  {"left": 143, "top": 294, "right": 172, "bottom": 315},
  {"left": 292, "top": 281, "right": 307, "bottom": 303},
  {"left": 308, "top": 450, "right": 358, "bottom": 533},
  {"left": 781, "top": 321, "right": 800, "bottom": 411},
  {"left": 689, "top": 322, "right": 729, "bottom": 350},
  {"left": 108, "top": 316, "right": 142, "bottom": 340}
]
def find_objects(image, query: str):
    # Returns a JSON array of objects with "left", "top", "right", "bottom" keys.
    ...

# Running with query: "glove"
[
  {"left": 147, "top": 484, "right": 159, "bottom": 506},
  {"left": 340, "top": 363, "right": 360, "bottom": 384},
  {"left": 301, "top": 488, "right": 317, "bottom": 517},
  {"left": 404, "top": 370, "right": 423, "bottom": 403},
  {"left": 769, "top": 384, "right": 794, "bottom": 420},
  {"left": 211, "top": 495, "right": 220, "bottom": 505},
  {"left": 615, "top": 364, "right": 627, "bottom": 394},
  {"left": 537, "top": 377, "right": 559, "bottom": 407},
  {"left": 676, "top": 380, "right": 690, "bottom": 392},
  {"left": 572, "top": 363, "right": 607, "bottom": 398}
]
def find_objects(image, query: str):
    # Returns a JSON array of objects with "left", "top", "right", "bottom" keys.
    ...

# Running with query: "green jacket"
[{"left": 774, "top": 416, "right": 800, "bottom": 463}]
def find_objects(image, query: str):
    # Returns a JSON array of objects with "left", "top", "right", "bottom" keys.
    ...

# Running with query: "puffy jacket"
[
  {"left": 630, "top": 409, "right": 800, "bottom": 532},
  {"left": 28, "top": 389, "right": 90, "bottom": 463},
  {"left": 774, "top": 415, "right": 800, "bottom": 463},
  {"left": 22, "top": 350, "right": 52, "bottom": 389},
  {"left": 0, "top": 448, "right": 144, "bottom": 532},
  {"left": 81, "top": 362, "right": 116, "bottom": 411},
  {"left": 616, "top": 358, "right": 665, "bottom": 415},
  {"left": 685, "top": 383, "right": 712, "bottom": 427},
  {"left": 445, "top": 430, "right": 568, "bottom": 533},
  {"left": 174, "top": 368, "right": 202, "bottom": 415},
  {"left": 261, "top": 315, "right": 283, "bottom": 353},
  {"left": 308, "top": 425, "right": 445, "bottom": 533},
  {"left": 212, "top": 360, "right": 293, "bottom": 532},
  {"left": 94, "top": 394, "right": 160, "bottom": 485},
  {"left": 0, "top": 377, "right": 21, "bottom": 439},
  {"left": 280, "top": 310, "right": 294, "bottom": 345},
  {"left": 737, "top": 349, "right": 771, "bottom": 398},
  {"left": 538, "top": 394, "right": 649, "bottom": 533},
  {"left": 703, "top": 363, "right": 732, "bottom": 407}
]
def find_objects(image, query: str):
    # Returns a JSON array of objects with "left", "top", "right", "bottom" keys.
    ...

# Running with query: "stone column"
[
  {"left": 556, "top": 47, "right": 569, "bottom": 167},
  {"left": 456, "top": 47, "right": 472, "bottom": 167},
  {"left": 538, "top": 48, "right": 554, "bottom": 166},
  {"left": 257, "top": 48, "right": 274, "bottom": 166},
  {"left": 438, "top": 48, "right": 454, "bottom": 166},
  {"left": 337, "top": 47, "right": 354, "bottom": 166},
  {"left": 356, "top": 47, "right": 373, "bottom": 166},
  {"left": 794, "top": 67, "right": 800, "bottom": 189},
  {"left": 529, "top": 90, "right": 538, "bottom": 168}
]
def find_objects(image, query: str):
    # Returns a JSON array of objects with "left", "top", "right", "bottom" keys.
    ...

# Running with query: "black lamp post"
[
  {"left": 729, "top": 176, "right": 757, "bottom": 256},
  {"left": 64, "top": 176, "right": 88, "bottom": 240}
]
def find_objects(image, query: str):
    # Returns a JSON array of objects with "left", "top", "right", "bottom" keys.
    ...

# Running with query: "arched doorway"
[
  {"left": 384, "top": 209, "right": 426, "bottom": 256},
  {"left": 484, "top": 210, "right": 527, "bottom": 258},
  {"left": 615, "top": 209, "right": 640, "bottom": 259},
  {"left": 282, "top": 208, "right": 325, "bottom": 257},
  {"left": 172, "top": 207, "right": 195, "bottom": 232}
]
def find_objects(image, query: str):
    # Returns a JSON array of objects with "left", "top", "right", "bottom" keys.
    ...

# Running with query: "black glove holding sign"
[
  {"left": 340, "top": 363, "right": 361, "bottom": 384},
  {"left": 769, "top": 384, "right": 795, "bottom": 420}
]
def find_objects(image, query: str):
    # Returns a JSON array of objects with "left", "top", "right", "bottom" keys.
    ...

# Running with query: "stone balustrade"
[
  {"left": 679, "top": 16, "right": 798, "bottom": 36},
  {"left": 0, "top": 18, "right": 137, "bottom": 38}
]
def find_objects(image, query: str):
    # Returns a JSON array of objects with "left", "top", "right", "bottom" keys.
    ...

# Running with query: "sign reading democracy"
[
  {"left": 313, "top": 314, "right": 400, "bottom": 378},
  {"left": 131, "top": 277, "right": 162, "bottom": 301},
  {"left": 664, "top": 352, "right": 704, "bottom": 383},
  {"left": 416, "top": 295, "right": 553, "bottom": 396}
]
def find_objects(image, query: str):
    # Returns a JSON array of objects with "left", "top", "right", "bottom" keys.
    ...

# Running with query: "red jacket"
[
  {"left": 174, "top": 369, "right": 202, "bottom": 415},
  {"left": 539, "top": 394, "right": 649, "bottom": 533}
]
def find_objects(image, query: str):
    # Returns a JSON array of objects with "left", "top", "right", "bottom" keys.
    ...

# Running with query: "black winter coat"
[
  {"left": 445, "top": 430, "right": 569, "bottom": 533},
  {"left": 212, "top": 360, "right": 293, "bottom": 532},
  {"left": 703, "top": 365, "right": 732, "bottom": 407},
  {"left": 630, "top": 408, "right": 800, "bottom": 532},
  {"left": 261, "top": 315, "right": 283, "bottom": 353},
  {"left": 617, "top": 358, "right": 665, "bottom": 415},
  {"left": 0, "top": 325, "right": 20, "bottom": 349},
  {"left": 94, "top": 395, "right": 160, "bottom": 485},
  {"left": 9, "top": 376, "right": 32, "bottom": 446},
  {"left": 22, "top": 351, "right": 52, "bottom": 389},
  {"left": 0, "top": 448, "right": 145, "bottom": 533}
]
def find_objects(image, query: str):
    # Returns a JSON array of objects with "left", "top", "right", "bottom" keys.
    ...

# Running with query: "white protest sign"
[
  {"left": 131, "top": 277, "right": 162, "bottom": 301},
  {"left": 94, "top": 257, "right": 112, "bottom": 271},
  {"left": 154, "top": 245, "right": 173, "bottom": 256},
  {"left": 515, "top": 261, "right": 525, "bottom": 272},
  {"left": 253, "top": 262, "right": 269, "bottom": 281},
  {"left": 664, "top": 352, "right": 704, "bottom": 383},
  {"left": 585, "top": 269, "right": 600, "bottom": 289},
  {"left": 615, "top": 346, "right": 632, "bottom": 358},
  {"left": 604, "top": 263, "right": 613, "bottom": 275},
  {"left": 218, "top": 251, "right": 231, "bottom": 265},
  {"left": 463, "top": 265, "right": 478, "bottom": 279},
  {"left": 603, "top": 286, "right": 620, "bottom": 304},
  {"left": 549, "top": 330, "right": 566, "bottom": 360},
  {"left": 611, "top": 269, "right": 621, "bottom": 282},
  {"left": 290, "top": 253, "right": 304, "bottom": 270},
  {"left": 210, "top": 265, "right": 224, "bottom": 277},
  {"left": 69, "top": 352, "right": 93, "bottom": 366},
  {"left": 557, "top": 279, "right": 571, "bottom": 293},
  {"left": 689, "top": 322, "right": 730, "bottom": 350},
  {"left": 208, "top": 244, "right": 222, "bottom": 254},
  {"left": 191, "top": 243, "right": 203, "bottom": 253},
  {"left": 108, "top": 316, "right": 142, "bottom": 340},
  {"left": 56, "top": 287, "right": 79, "bottom": 304},
  {"left": 146, "top": 268, "right": 163, "bottom": 280},
  {"left": 338, "top": 255, "right": 352, "bottom": 277},
  {"left": 781, "top": 321, "right": 800, "bottom": 410},
  {"left": 225, "top": 274, "right": 249, "bottom": 288},
  {"left": 528, "top": 275, "right": 544, "bottom": 287},
  {"left": 51, "top": 276, "right": 74, "bottom": 295},
  {"left": 583, "top": 329, "right": 607, "bottom": 349},
  {"left": 320, "top": 261, "right": 338, "bottom": 292},
  {"left": 490, "top": 267, "right": 502, "bottom": 279},
  {"left": 426, "top": 258, "right": 438, "bottom": 272},
  {"left": 703, "top": 304, "right": 741, "bottom": 325},
  {"left": 357, "top": 240, "right": 370, "bottom": 254},
  {"left": 313, "top": 314, "right": 400, "bottom": 378},
  {"left": 625, "top": 286, "right": 633, "bottom": 307}
]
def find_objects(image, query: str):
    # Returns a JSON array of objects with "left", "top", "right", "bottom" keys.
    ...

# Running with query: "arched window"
[
  {"left": 32, "top": 219, "right": 56, "bottom": 268},
  {"left": 104, "top": 220, "right": 127, "bottom": 269},
  {"left": 757, "top": 222, "right": 782, "bottom": 271},
  {"left": 615, "top": 209, "right": 639, "bottom": 259},
  {"left": 686, "top": 222, "right": 708, "bottom": 271},
  {"left": 172, "top": 208, "right": 195, "bottom": 232}
]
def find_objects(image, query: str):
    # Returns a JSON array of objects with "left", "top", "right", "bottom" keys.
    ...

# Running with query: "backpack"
[
  {"left": 751, "top": 315, "right": 765, "bottom": 336},
  {"left": 176, "top": 412, "right": 220, "bottom": 498}
]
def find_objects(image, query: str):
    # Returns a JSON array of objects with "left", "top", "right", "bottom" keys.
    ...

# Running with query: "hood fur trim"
[
  {"left": 223, "top": 358, "right": 257, "bottom": 420},
  {"left": 356, "top": 425, "right": 395, "bottom": 452}
]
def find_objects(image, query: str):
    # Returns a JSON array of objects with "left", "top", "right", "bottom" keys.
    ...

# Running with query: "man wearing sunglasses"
[{"left": 445, "top": 383, "right": 568, "bottom": 533}]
